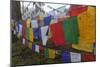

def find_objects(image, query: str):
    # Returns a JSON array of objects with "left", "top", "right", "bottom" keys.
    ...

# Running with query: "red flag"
[
  {"left": 22, "top": 21, "right": 26, "bottom": 39},
  {"left": 68, "top": 5, "right": 88, "bottom": 16},
  {"left": 82, "top": 53, "right": 96, "bottom": 62},
  {"left": 50, "top": 21, "right": 65, "bottom": 46}
]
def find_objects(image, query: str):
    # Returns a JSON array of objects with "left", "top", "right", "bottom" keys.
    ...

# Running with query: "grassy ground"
[
  {"left": 11, "top": 39, "right": 62, "bottom": 66},
  {"left": 11, "top": 37, "right": 95, "bottom": 66}
]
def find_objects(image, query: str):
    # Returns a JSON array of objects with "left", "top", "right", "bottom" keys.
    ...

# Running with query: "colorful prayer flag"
[
  {"left": 43, "top": 15, "right": 52, "bottom": 26},
  {"left": 61, "top": 51, "right": 71, "bottom": 63},
  {"left": 77, "top": 6, "right": 96, "bottom": 44},
  {"left": 50, "top": 22, "right": 65, "bottom": 46},
  {"left": 48, "top": 49, "right": 55, "bottom": 59},
  {"left": 69, "top": 5, "right": 88, "bottom": 16},
  {"left": 70, "top": 52, "right": 81, "bottom": 62}
]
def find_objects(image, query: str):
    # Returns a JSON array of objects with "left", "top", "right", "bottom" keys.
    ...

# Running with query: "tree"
[{"left": 11, "top": 0, "right": 22, "bottom": 21}]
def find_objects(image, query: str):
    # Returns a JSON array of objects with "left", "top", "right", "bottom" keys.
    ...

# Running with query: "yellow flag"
[
  {"left": 49, "top": 49, "right": 55, "bottom": 59},
  {"left": 72, "top": 38, "right": 93, "bottom": 52},
  {"left": 29, "top": 28, "right": 34, "bottom": 42},
  {"left": 29, "top": 42, "right": 32, "bottom": 49},
  {"left": 77, "top": 6, "right": 96, "bottom": 44},
  {"left": 39, "top": 15, "right": 43, "bottom": 20},
  {"left": 26, "top": 17, "right": 31, "bottom": 28}
]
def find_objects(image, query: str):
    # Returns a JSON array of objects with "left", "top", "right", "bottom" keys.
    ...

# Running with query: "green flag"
[
  {"left": 62, "top": 17, "right": 79, "bottom": 45},
  {"left": 62, "top": 18, "right": 73, "bottom": 44},
  {"left": 70, "top": 16, "right": 79, "bottom": 44},
  {"left": 44, "top": 48, "right": 49, "bottom": 58},
  {"left": 26, "top": 28, "right": 30, "bottom": 40}
]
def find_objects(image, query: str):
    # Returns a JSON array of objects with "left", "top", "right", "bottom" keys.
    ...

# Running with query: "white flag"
[{"left": 70, "top": 52, "right": 81, "bottom": 62}]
